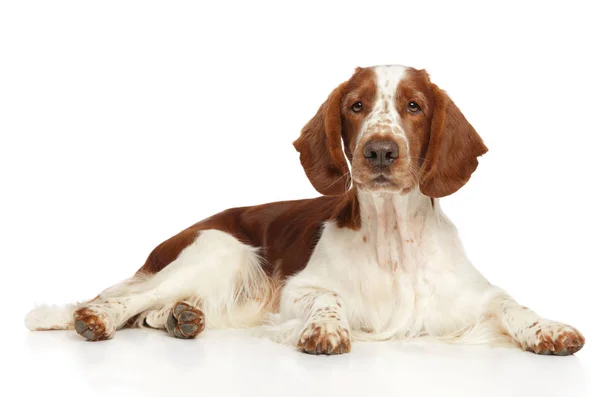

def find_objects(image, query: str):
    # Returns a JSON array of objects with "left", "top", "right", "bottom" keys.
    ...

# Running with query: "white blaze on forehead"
[
  {"left": 372, "top": 65, "right": 409, "bottom": 99},
  {"left": 359, "top": 65, "right": 409, "bottom": 144}
]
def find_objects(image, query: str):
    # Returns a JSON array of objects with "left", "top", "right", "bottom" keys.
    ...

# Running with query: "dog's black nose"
[{"left": 363, "top": 140, "right": 399, "bottom": 167}]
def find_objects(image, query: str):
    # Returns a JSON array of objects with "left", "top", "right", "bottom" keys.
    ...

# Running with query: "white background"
[{"left": 1, "top": 1, "right": 599, "bottom": 396}]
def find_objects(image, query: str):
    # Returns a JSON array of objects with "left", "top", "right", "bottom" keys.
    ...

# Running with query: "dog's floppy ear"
[
  {"left": 420, "top": 84, "right": 488, "bottom": 198},
  {"left": 293, "top": 82, "right": 351, "bottom": 196}
]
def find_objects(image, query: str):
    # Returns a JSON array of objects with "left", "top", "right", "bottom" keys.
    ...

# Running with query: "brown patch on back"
[
  {"left": 141, "top": 228, "right": 200, "bottom": 274},
  {"left": 137, "top": 190, "right": 362, "bottom": 282}
]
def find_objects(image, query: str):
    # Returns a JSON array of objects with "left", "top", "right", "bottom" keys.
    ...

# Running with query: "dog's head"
[{"left": 294, "top": 65, "right": 487, "bottom": 198}]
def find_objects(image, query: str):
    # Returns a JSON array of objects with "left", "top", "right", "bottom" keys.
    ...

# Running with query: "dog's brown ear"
[
  {"left": 293, "top": 82, "right": 351, "bottom": 196},
  {"left": 420, "top": 85, "right": 488, "bottom": 198}
]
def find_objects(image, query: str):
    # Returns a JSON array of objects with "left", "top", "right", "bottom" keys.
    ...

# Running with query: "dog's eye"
[
  {"left": 351, "top": 101, "right": 363, "bottom": 113},
  {"left": 407, "top": 101, "right": 421, "bottom": 113}
]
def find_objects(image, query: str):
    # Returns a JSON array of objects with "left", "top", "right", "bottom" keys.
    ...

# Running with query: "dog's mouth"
[
  {"left": 372, "top": 175, "right": 390, "bottom": 184},
  {"left": 356, "top": 174, "right": 398, "bottom": 192},
  {"left": 354, "top": 173, "right": 413, "bottom": 194}
]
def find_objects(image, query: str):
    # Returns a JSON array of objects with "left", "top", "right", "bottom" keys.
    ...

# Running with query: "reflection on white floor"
[{"left": 16, "top": 328, "right": 594, "bottom": 397}]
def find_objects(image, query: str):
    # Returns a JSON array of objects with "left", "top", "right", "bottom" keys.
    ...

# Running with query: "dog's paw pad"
[
  {"left": 166, "top": 302, "right": 205, "bottom": 339},
  {"left": 73, "top": 308, "right": 114, "bottom": 341}
]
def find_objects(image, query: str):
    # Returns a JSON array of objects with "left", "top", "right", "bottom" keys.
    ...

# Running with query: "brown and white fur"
[{"left": 25, "top": 65, "right": 585, "bottom": 356}]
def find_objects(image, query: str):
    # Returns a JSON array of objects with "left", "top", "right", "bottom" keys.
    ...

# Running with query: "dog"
[{"left": 25, "top": 65, "right": 585, "bottom": 355}]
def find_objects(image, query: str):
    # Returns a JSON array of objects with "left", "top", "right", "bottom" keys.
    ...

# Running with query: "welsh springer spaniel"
[{"left": 26, "top": 65, "right": 585, "bottom": 356}]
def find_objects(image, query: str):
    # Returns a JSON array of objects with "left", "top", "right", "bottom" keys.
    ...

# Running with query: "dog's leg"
[
  {"left": 140, "top": 300, "right": 205, "bottom": 339},
  {"left": 24, "top": 274, "right": 150, "bottom": 334},
  {"left": 72, "top": 277, "right": 162, "bottom": 341},
  {"left": 488, "top": 293, "right": 585, "bottom": 355},
  {"left": 280, "top": 285, "right": 351, "bottom": 355},
  {"left": 26, "top": 229, "right": 270, "bottom": 341},
  {"left": 71, "top": 230, "right": 269, "bottom": 341}
]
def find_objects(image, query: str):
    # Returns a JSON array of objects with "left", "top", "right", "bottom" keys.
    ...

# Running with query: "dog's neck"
[
  {"left": 357, "top": 188, "right": 435, "bottom": 230},
  {"left": 356, "top": 188, "right": 436, "bottom": 271}
]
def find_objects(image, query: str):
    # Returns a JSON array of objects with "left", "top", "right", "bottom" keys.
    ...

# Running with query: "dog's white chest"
[{"left": 300, "top": 192, "right": 488, "bottom": 338}]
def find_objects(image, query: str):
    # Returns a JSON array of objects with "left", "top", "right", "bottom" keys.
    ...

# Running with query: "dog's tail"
[{"left": 25, "top": 303, "right": 78, "bottom": 331}]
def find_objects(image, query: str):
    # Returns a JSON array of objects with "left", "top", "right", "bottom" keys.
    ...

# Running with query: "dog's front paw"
[
  {"left": 522, "top": 321, "right": 585, "bottom": 355},
  {"left": 74, "top": 307, "right": 115, "bottom": 341},
  {"left": 297, "top": 321, "right": 351, "bottom": 355}
]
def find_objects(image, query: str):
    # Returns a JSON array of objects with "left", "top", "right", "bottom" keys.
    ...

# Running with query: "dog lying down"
[{"left": 26, "top": 65, "right": 585, "bottom": 356}]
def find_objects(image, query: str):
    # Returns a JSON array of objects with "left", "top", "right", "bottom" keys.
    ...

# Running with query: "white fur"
[
  {"left": 25, "top": 303, "right": 77, "bottom": 331},
  {"left": 273, "top": 189, "right": 509, "bottom": 345}
]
